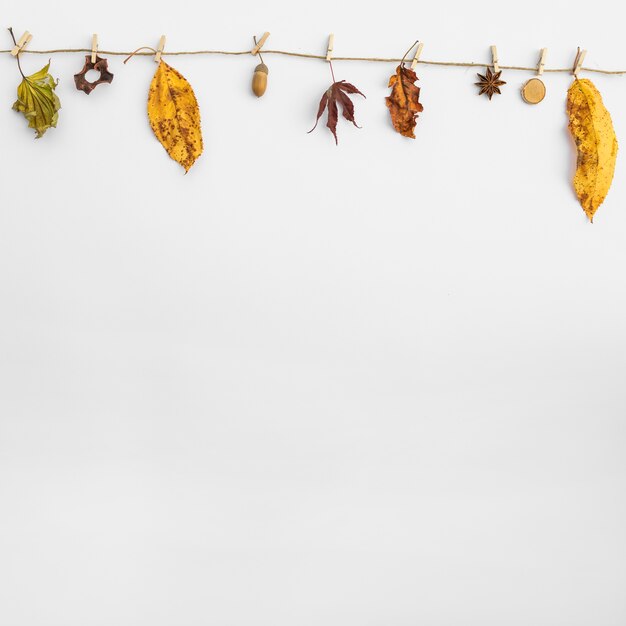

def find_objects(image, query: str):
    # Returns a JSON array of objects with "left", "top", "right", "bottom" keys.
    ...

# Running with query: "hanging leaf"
[
  {"left": 386, "top": 64, "right": 423, "bottom": 138},
  {"left": 147, "top": 61, "right": 203, "bottom": 172},
  {"left": 12, "top": 62, "right": 60, "bottom": 138},
  {"left": 308, "top": 80, "right": 365, "bottom": 144},
  {"left": 567, "top": 78, "right": 618, "bottom": 221}
]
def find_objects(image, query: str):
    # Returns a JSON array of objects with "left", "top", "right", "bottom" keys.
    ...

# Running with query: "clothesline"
[{"left": 1, "top": 46, "right": 625, "bottom": 75}]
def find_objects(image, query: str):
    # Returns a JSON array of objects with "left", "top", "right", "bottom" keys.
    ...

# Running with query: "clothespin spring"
[
  {"left": 491, "top": 45, "right": 500, "bottom": 73},
  {"left": 155, "top": 35, "right": 166, "bottom": 63},
  {"left": 91, "top": 34, "right": 98, "bottom": 64},
  {"left": 10, "top": 28, "right": 32, "bottom": 57}
]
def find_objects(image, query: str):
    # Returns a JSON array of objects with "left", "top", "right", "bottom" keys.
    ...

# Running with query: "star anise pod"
[{"left": 475, "top": 67, "right": 506, "bottom": 100}]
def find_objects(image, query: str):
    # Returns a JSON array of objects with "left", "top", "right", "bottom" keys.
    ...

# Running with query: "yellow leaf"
[
  {"left": 567, "top": 78, "right": 618, "bottom": 221},
  {"left": 147, "top": 61, "right": 203, "bottom": 172}
]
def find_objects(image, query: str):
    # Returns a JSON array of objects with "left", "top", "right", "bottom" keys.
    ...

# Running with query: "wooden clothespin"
[
  {"left": 490, "top": 45, "right": 500, "bottom": 73},
  {"left": 326, "top": 34, "right": 334, "bottom": 62},
  {"left": 252, "top": 32, "right": 270, "bottom": 56},
  {"left": 410, "top": 42, "right": 424, "bottom": 70},
  {"left": 573, "top": 48, "right": 587, "bottom": 77},
  {"left": 155, "top": 35, "right": 166, "bottom": 63},
  {"left": 537, "top": 47, "right": 547, "bottom": 76},
  {"left": 91, "top": 34, "right": 98, "bottom": 64},
  {"left": 11, "top": 31, "right": 32, "bottom": 57}
]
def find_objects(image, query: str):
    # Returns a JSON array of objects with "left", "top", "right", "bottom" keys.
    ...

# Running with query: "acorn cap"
[{"left": 254, "top": 63, "right": 269, "bottom": 74}]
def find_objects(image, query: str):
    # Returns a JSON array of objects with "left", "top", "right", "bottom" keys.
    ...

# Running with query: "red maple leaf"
[{"left": 308, "top": 80, "right": 366, "bottom": 144}]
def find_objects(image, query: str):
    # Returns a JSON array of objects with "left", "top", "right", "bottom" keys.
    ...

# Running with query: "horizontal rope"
[{"left": 0, "top": 47, "right": 625, "bottom": 75}]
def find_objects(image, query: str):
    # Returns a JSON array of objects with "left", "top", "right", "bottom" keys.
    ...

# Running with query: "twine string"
[{"left": 0, "top": 46, "right": 624, "bottom": 75}]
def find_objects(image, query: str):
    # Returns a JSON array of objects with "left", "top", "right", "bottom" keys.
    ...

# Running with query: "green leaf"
[{"left": 12, "top": 62, "right": 61, "bottom": 138}]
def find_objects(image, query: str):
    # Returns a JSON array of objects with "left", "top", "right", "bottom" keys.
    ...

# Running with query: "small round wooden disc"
[{"left": 521, "top": 78, "right": 546, "bottom": 104}]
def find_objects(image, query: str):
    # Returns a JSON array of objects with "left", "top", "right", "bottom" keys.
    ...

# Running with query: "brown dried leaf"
[
  {"left": 308, "top": 80, "right": 365, "bottom": 144},
  {"left": 386, "top": 64, "right": 423, "bottom": 138}
]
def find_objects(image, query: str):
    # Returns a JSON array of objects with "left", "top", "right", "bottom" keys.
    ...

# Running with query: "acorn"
[{"left": 252, "top": 63, "right": 268, "bottom": 97}]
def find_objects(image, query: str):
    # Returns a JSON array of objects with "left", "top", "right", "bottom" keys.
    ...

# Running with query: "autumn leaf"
[
  {"left": 308, "top": 80, "right": 365, "bottom": 144},
  {"left": 567, "top": 78, "right": 618, "bottom": 221},
  {"left": 147, "top": 61, "right": 203, "bottom": 172},
  {"left": 12, "top": 62, "right": 61, "bottom": 138},
  {"left": 386, "top": 64, "right": 423, "bottom": 138}
]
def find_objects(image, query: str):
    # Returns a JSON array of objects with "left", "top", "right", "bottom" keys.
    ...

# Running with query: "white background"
[{"left": 1, "top": 1, "right": 625, "bottom": 624}]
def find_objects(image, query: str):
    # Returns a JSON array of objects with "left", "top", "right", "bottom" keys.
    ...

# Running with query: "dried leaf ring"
[
  {"left": 74, "top": 55, "right": 114, "bottom": 95},
  {"left": 521, "top": 77, "right": 546, "bottom": 104}
]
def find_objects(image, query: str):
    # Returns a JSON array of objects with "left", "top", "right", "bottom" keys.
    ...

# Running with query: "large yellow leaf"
[
  {"left": 147, "top": 61, "right": 203, "bottom": 172},
  {"left": 567, "top": 78, "right": 618, "bottom": 221}
]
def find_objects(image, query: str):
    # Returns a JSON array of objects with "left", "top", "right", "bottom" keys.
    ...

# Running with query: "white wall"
[{"left": 1, "top": 1, "right": 625, "bottom": 624}]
